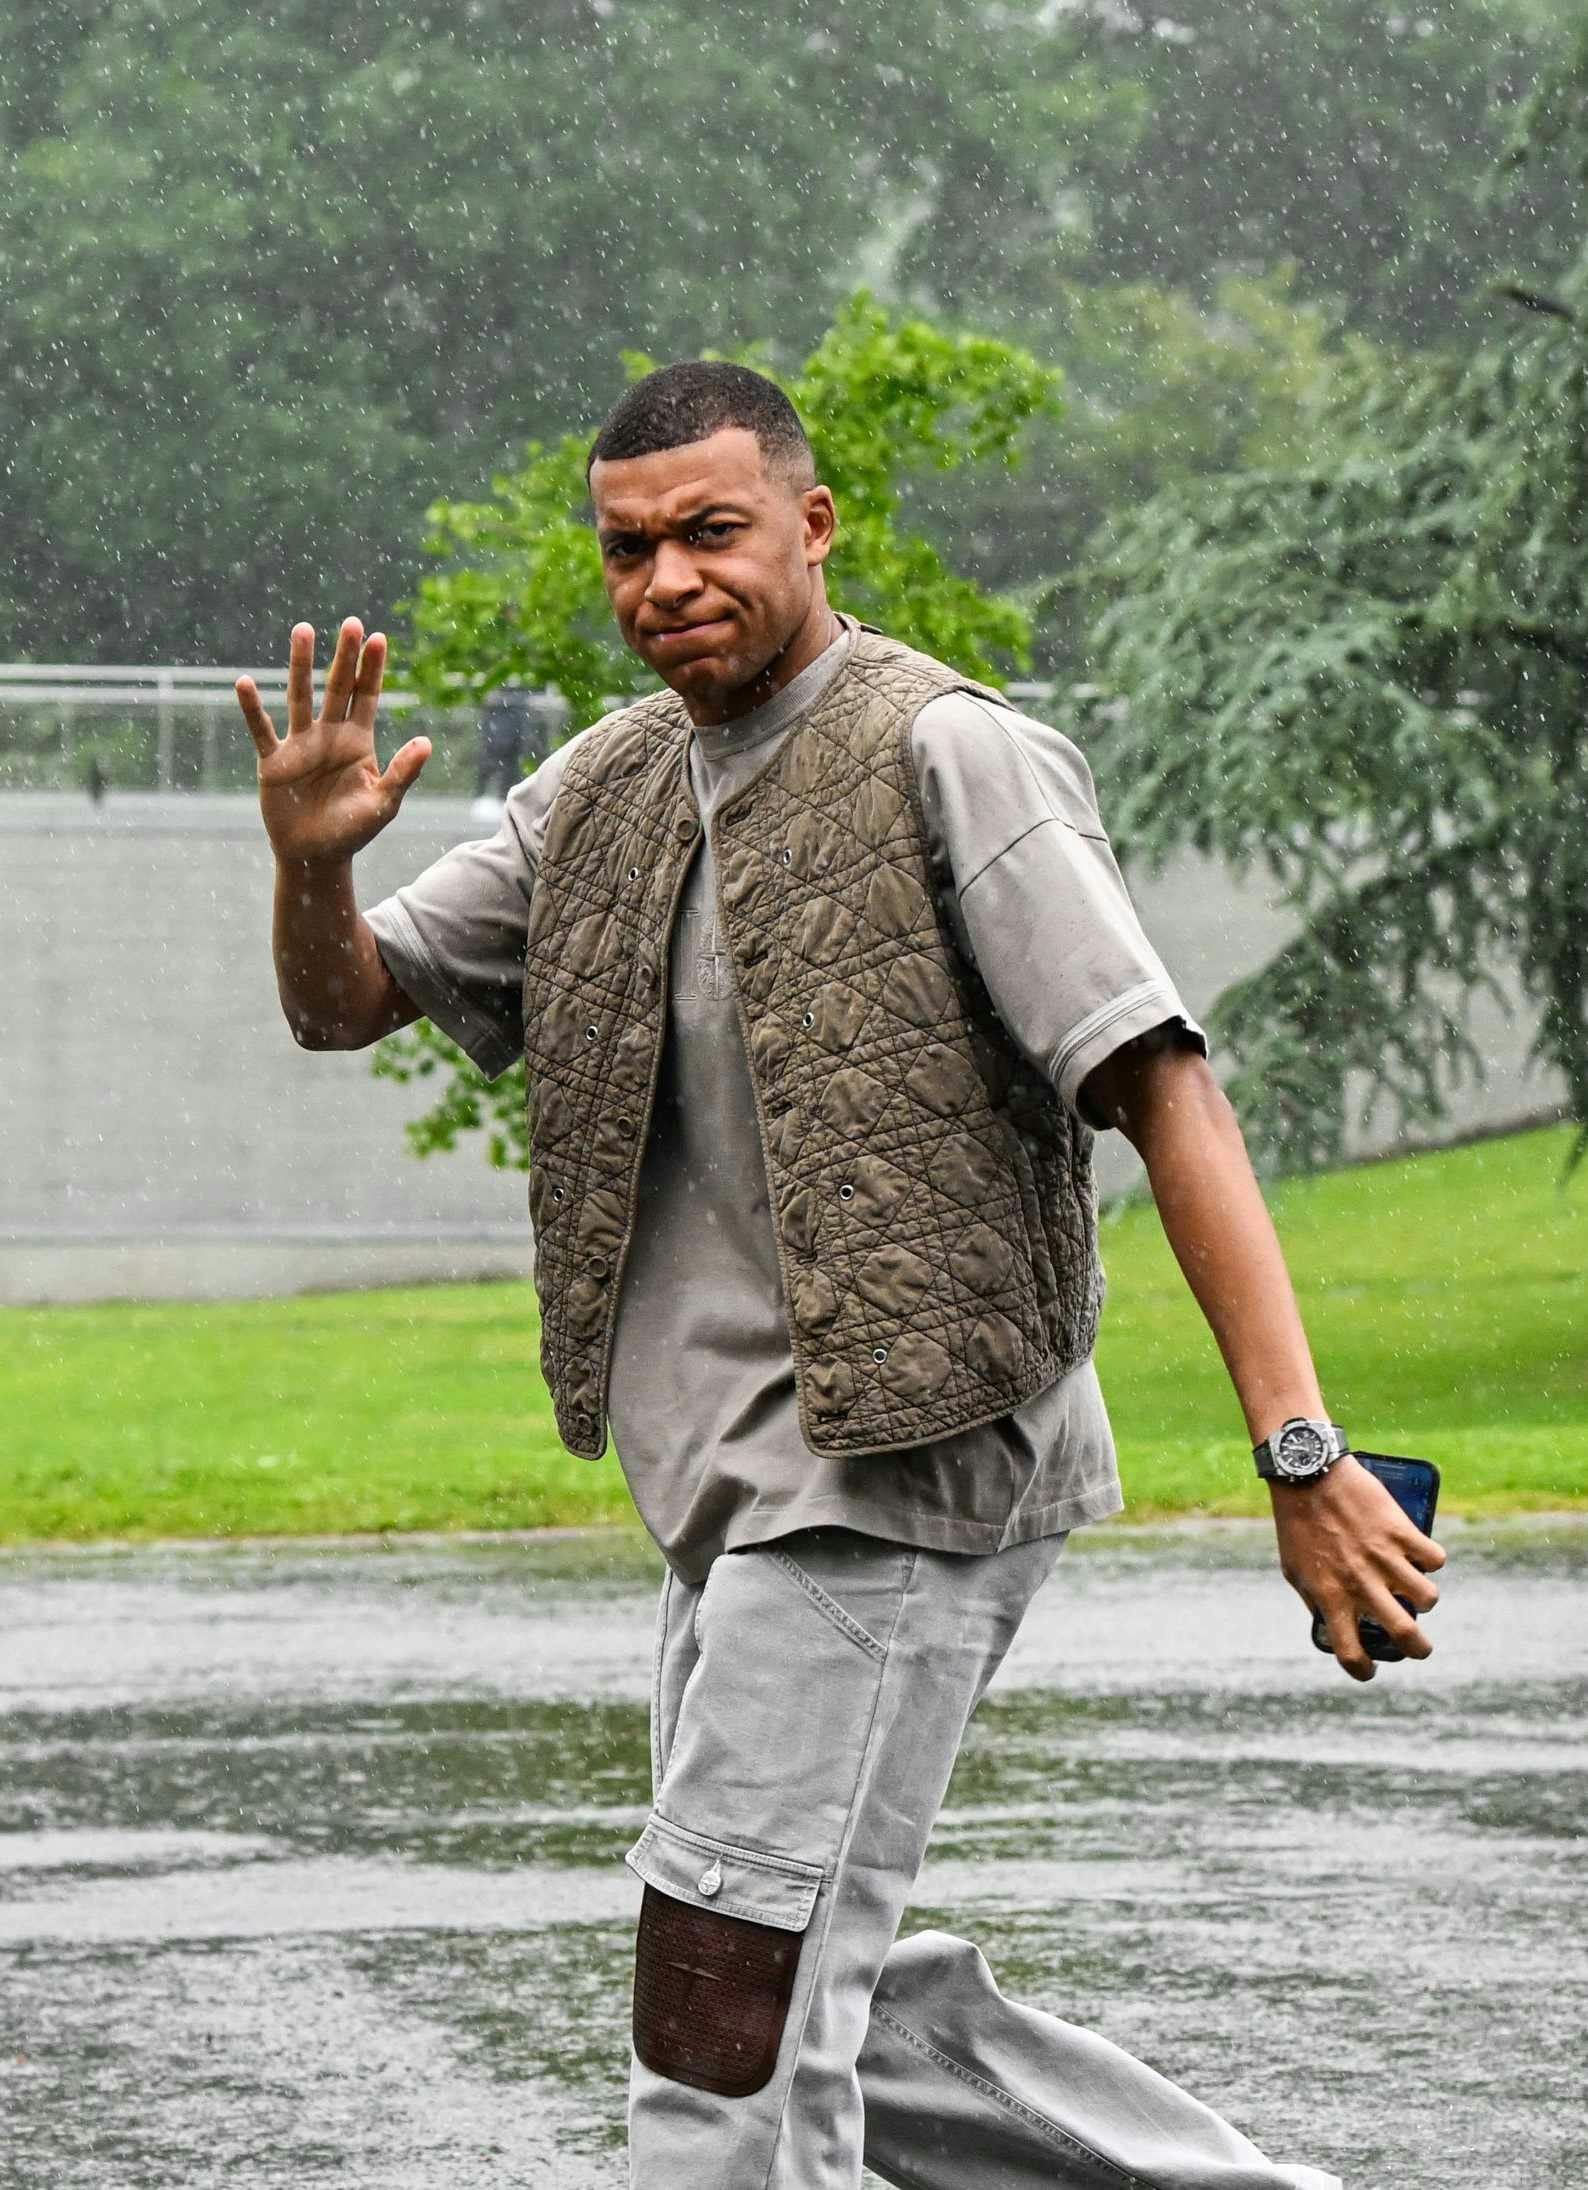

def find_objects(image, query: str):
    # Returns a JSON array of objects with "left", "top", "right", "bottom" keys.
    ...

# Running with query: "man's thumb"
[{"left": 380, "top": 737, "right": 432, "bottom": 806}]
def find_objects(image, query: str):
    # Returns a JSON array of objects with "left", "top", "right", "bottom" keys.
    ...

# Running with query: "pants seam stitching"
[
  {"left": 755, "top": 1549, "right": 918, "bottom": 2190},
  {"left": 767, "top": 1547, "right": 889, "bottom": 1661},
  {"left": 648, "top": 1816, "right": 824, "bottom": 1881},
  {"left": 649, "top": 1570, "right": 672, "bottom": 1794},
  {"left": 869, "top": 2001, "right": 1153, "bottom": 2189}
]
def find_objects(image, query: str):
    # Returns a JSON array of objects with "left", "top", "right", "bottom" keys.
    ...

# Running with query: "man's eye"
[
  {"left": 604, "top": 539, "right": 642, "bottom": 561},
  {"left": 692, "top": 522, "right": 736, "bottom": 544}
]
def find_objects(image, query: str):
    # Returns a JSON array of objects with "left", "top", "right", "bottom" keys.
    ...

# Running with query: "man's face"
[{"left": 590, "top": 427, "right": 835, "bottom": 719}]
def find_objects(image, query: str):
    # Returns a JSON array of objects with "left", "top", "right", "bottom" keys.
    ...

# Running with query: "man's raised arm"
[{"left": 236, "top": 617, "right": 430, "bottom": 1049}]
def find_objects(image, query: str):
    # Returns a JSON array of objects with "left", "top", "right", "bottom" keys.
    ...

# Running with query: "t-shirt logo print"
[{"left": 676, "top": 906, "right": 736, "bottom": 1002}]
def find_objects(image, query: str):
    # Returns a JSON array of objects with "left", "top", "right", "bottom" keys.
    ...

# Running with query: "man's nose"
[{"left": 645, "top": 539, "right": 704, "bottom": 607}]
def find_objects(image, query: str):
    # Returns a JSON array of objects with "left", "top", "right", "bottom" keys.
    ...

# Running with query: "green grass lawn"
[{"left": 4, "top": 1123, "right": 1585, "bottom": 1543}]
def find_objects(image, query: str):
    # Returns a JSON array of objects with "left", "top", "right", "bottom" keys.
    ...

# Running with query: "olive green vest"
[{"left": 522, "top": 625, "right": 1105, "bottom": 1460}]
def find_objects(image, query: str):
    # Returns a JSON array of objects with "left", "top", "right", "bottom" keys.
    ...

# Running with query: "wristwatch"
[{"left": 1252, "top": 1416, "right": 1351, "bottom": 1484}]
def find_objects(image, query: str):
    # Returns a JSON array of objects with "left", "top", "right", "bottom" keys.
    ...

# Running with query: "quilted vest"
[{"left": 521, "top": 624, "right": 1106, "bottom": 1461}]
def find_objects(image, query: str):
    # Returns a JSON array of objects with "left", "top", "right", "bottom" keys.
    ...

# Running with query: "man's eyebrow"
[{"left": 595, "top": 502, "right": 751, "bottom": 542}]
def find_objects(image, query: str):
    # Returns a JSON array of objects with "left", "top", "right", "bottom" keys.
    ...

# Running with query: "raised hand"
[{"left": 236, "top": 618, "right": 432, "bottom": 866}]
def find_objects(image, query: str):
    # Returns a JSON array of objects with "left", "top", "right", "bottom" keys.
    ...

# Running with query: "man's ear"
[{"left": 802, "top": 485, "right": 837, "bottom": 566}]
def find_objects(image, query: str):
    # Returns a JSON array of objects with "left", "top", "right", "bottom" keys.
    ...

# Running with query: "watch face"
[{"left": 1277, "top": 1423, "right": 1330, "bottom": 1478}]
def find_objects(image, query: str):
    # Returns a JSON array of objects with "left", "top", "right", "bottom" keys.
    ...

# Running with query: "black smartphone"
[{"left": 1310, "top": 1450, "right": 1441, "bottom": 1664}]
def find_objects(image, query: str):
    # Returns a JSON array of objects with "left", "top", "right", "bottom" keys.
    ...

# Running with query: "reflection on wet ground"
[{"left": 2, "top": 1521, "right": 1584, "bottom": 2187}]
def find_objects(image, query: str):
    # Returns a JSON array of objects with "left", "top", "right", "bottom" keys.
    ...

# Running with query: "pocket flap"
[{"left": 625, "top": 1812, "right": 823, "bottom": 1933}]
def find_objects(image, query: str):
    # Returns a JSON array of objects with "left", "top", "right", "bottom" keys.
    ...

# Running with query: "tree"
[
  {"left": 924, "top": 264, "right": 1373, "bottom": 674},
  {"left": 370, "top": 294, "right": 1063, "bottom": 1167},
  {"left": 1045, "top": 0, "right": 1583, "bottom": 354},
  {"left": 0, "top": 0, "right": 1125, "bottom": 664},
  {"left": 1078, "top": 41, "right": 1588, "bottom": 1175},
  {"left": 2, "top": 0, "right": 1580, "bottom": 665}
]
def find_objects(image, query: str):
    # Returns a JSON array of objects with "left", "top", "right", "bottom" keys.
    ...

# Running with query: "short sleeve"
[
  {"left": 362, "top": 727, "right": 591, "bottom": 1083},
  {"left": 911, "top": 693, "right": 1208, "bottom": 1130}
]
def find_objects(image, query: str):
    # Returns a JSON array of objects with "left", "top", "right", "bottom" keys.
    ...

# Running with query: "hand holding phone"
[
  {"left": 1267, "top": 1447, "right": 1444, "bottom": 1681},
  {"left": 1307, "top": 1450, "right": 1442, "bottom": 1666}
]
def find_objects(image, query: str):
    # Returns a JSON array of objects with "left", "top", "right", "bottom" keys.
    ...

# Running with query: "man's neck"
[{"left": 687, "top": 597, "right": 842, "bottom": 728}]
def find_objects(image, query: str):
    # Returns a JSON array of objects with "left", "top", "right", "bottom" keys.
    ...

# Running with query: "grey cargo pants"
[{"left": 626, "top": 1526, "right": 1343, "bottom": 2189}]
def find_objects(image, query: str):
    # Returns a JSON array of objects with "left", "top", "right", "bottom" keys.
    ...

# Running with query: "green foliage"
[
  {"left": 374, "top": 293, "right": 1062, "bottom": 1166},
  {"left": 1054, "top": 0, "right": 1583, "bottom": 352},
  {"left": 1081, "top": 246, "right": 1588, "bottom": 1173},
  {"left": 397, "top": 292, "right": 1062, "bottom": 726},
  {"left": 798, "top": 297, "right": 1059, "bottom": 673},
  {"left": 396, "top": 434, "right": 639, "bottom": 734},
  {"left": 2, "top": 0, "right": 1582, "bottom": 662},
  {"left": 976, "top": 266, "right": 1380, "bottom": 667}
]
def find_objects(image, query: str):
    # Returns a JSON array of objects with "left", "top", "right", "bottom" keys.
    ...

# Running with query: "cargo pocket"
[{"left": 626, "top": 1812, "right": 824, "bottom": 2098}]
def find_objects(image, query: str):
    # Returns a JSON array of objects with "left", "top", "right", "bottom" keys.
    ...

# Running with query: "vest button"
[
  {"left": 588, "top": 1256, "right": 610, "bottom": 1281},
  {"left": 676, "top": 814, "right": 697, "bottom": 837}
]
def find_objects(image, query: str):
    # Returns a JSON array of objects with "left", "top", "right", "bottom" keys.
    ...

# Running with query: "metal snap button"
[
  {"left": 588, "top": 1256, "right": 609, "bottom": 1281},
  {"left": 872, "top": 1346, "right": 888, "bottom": 1363},
  {"left": 676, "top": 814, "right": 696, "bottom": 837},
  {"left": 697, "top": 1862, "right": 723, "bottom": 1898},
  {"left": 617, "top": 1116, "right": 634, "bottom": 1136}
]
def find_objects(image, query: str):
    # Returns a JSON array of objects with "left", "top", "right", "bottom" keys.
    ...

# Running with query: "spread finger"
[
  {"left": 350, "top": 631, "right": 386, "bottom": 730},
  {"left": 287, "top": 622, "right": 315, "bottom": 734},
  {"left": 322, "top": 616, "right": 364, "bottom": 723},
  {"left": 234, "top": 678, "right": 279, "bottom": 758}
]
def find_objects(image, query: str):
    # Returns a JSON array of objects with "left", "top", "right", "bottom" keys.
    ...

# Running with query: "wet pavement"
[{"left": 2, "top": 1520, "right": 1584, "bottom": 2189}]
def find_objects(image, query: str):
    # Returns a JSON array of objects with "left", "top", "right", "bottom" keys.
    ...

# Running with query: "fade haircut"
[{"left": 587, "top": 361, "right": 816, "bottom": 493}]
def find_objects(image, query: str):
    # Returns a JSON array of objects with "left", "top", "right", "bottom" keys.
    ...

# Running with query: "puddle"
[{"left": 2, "top": 1524, "right": 1584, "bottom": 2186}]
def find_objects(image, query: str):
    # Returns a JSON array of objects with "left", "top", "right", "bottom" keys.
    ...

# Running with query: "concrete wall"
[{"left": 1, "top": 790, "right": 1566, "bottom": 1304}]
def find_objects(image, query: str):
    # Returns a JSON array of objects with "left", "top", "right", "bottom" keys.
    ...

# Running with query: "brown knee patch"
[{"left": 633, "top": 1885, "right": 804, "bottom": 2097}]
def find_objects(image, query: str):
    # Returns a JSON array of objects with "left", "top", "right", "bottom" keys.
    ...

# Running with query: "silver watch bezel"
[{"left": 1256, "top": 1416, "right": 1348, "bottom": 1483}]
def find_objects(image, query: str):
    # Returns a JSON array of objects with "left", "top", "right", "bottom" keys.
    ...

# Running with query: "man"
[
  {"left": 473, "top": 684, "right": 531, "bottom": 812},
  {"left": 237, "top": 361, "right": 1443, "bottom": 2189}
]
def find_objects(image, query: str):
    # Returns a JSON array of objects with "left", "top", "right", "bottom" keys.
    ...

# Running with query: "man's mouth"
[{"left": 646, "top": 618, "right": 731, "bottom": 655}]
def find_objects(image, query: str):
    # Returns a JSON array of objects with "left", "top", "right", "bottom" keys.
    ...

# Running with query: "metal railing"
[
  {"left": 0, "top": 665, "right": 513, "bottom": 795},
  {"left": 0, "top": 664, "right": 420, "bottom": 793},
  {"left": 0, "top": 664, "right": 1084, "bottom": 795}
]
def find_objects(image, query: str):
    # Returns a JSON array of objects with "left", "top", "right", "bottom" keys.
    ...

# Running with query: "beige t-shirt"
[{"left": 365, "top": 621, "right": 1207, "bottom": 1579}]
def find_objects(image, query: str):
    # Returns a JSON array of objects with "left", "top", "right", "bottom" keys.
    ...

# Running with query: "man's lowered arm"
[{"left": 1079, "top": 1036, "right": 1446, "bottom": 1683}]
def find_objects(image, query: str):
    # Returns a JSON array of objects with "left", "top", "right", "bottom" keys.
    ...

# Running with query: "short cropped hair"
[{"left": 586, "top": 361, "right": 816, "bottom": 491}]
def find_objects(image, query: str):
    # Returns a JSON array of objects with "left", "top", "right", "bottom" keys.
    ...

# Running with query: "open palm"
[{"left": 235, "top": 618, "right": 431, "bottom": 865}]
